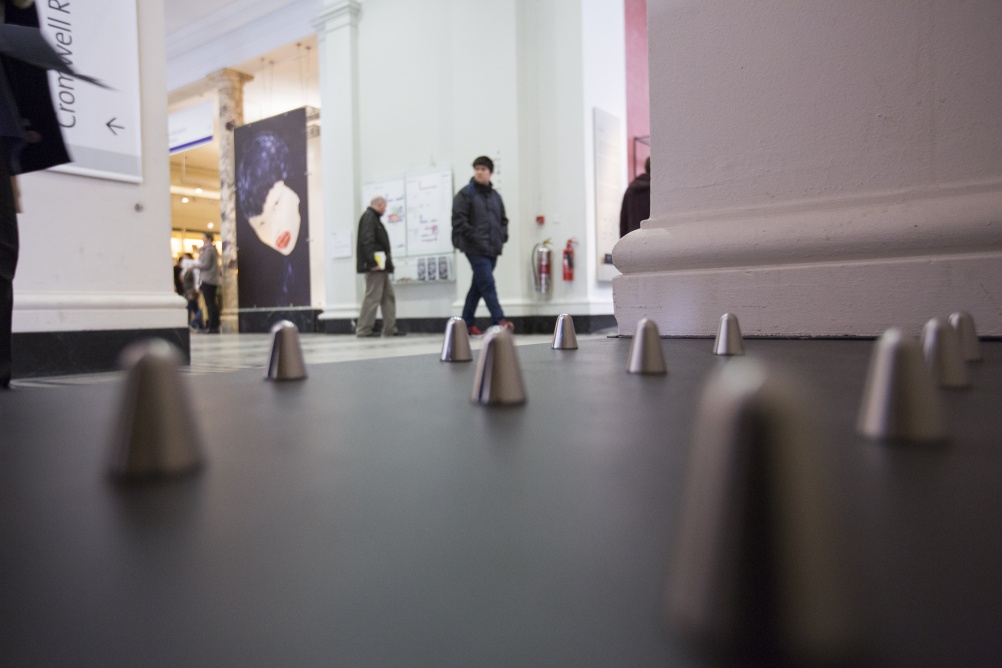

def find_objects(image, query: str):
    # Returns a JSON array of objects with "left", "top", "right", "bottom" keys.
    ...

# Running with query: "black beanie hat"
[{"left": 472, "top": 155, "right": 494, "bottom": 172}]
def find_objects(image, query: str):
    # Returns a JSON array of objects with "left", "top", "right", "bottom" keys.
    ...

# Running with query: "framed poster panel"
[
  {"left": 234, "top": 107, "right": 312, "bottom": 308},
  {"left": 361, "top": 179, "right": 407, "bottom": 258},
  {"left": 405, "top": 170, "right": 453, "bottom": 256}
]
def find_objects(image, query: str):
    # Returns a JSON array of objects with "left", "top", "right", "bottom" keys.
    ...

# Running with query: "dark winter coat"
[
  {"left": 619, "top": 172, "right": 650, "bottom": 237},
  {"left": 356, "top": 206, "right": 395, "bottom": 273},
  {"left": 451, "top": 179, "right": 508, "bottom": 257}
]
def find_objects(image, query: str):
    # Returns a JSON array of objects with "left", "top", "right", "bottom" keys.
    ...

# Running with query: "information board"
[
  {"left": 405, "top": 170, "right": 453, "bottom": 256},
  {"left": 38, "top": 0, "right": 143, "bottom": 183},
  {"left": 361, "top": 179, "right": 407, "bottom": 258}
]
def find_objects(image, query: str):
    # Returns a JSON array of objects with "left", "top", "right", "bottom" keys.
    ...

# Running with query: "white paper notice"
[{"left": 331, "top": 233, "right": 353, "bottom": 259}]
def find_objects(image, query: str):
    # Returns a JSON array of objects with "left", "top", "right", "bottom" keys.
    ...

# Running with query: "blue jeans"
[{"left": 463, "top": 254, "right": 504, "bottom": 327}]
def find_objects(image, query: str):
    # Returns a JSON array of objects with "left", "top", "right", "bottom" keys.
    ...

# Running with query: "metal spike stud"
[
  {"left": 857, "top": 328, "right": 945, "bottom": 443},
  {"left": 627, "top": 317, "right": 667, "bottom": 374},
  {"left": 266, "top": 320, "right": 308, "bottom": 381},
  {"left": 107, "top": 339, "right": 204, "bottom": 480},
  {"left": 949, "top": 311, "right": 982, "bottom": 362},
  {"left": 551, "top": 313, "right": 578, "bottom": 350},
  {"left": 920, "top": 317, "right": 970, "bottom": 388},
  {"left": 712, "top": 312, "right": 745, "bottom": 355},
  {"left": 471, "top": 327, "right": 526, "bottom": 405},
  {"left": 441, "top": 317, "right": 473, "bottom": 362},
  {"left": 666, "top": 358, "right": 856, "bottom": 664}
]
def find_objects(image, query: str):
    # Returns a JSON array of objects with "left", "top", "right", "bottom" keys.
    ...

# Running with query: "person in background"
[
  {"left": 194, "top": 232, "right": 221, "bottom": 333},
  {"left": 619, "top": 156, "right": 651, "bottom": 238},
  {"left": 451, "top": 156, "right": 514, "bottom": 336},
  {"left": 180, "top": 253, "right": 203, "bottom": 332},
  {"left": 355, "top": 196, "right": 403, "bottom": 337},
  {"left": 173, "top": 256, "right": 184, "bottom": 296}
]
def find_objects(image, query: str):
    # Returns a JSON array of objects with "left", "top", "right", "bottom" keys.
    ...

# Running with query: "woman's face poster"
[{"left": 234, "top": 108, "right": 312, "bottom": 309}]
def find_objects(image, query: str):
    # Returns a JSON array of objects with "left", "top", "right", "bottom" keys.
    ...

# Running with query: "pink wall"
[{"left": 624, "top": 0, "right": 649, "bottom": 180}]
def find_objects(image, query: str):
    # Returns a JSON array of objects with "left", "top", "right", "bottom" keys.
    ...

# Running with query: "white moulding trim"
[
  {"left": 312, "top": 0, "right": 361, "bottom": 33},
  {"left": 14, "top": 292, "right": 187, "bottom": 311},
  {"left": 613, "top": 182, "right": 1002, "bottom": 275},
  {"left": 612, "top": 251, "right": 1002, "bottom": 337}
]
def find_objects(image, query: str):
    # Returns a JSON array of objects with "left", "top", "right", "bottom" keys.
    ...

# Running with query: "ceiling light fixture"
[
  {"left": 181, "top": 197, "right": 189, "bottom": 203},
  {"left": 207, "top": 222, "right": 214, "bottom": 229}
]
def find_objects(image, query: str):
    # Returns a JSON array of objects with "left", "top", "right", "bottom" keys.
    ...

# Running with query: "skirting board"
[
  {"left": 613, "top": 253, "right": 1002, "bottom": 337},
  {"left": 11, "top": 328, "right": 190, "bottom": 380}
]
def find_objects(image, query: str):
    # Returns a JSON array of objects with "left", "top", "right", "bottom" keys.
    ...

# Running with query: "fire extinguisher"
[
  {"left": 562, "top": 238, "right": 577, "bottom": 281},
  {"left": 531, "top": 239, "right": 553, "bottom": 295}
]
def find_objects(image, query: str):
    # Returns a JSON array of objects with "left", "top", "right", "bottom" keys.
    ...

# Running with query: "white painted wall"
[
  {"left": 13, "top": 0, "right": 181, "bottom": 333},
  {"left": 349, "top": 0, "right": 624, "bottom": 321},
  {"left": 613, "top": 0, "right": 1002, "bottom": 336}
]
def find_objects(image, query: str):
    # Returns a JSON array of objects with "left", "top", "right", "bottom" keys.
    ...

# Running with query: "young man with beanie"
[{"left": 451, "top": 156, "right": 514, "bottom": 335}]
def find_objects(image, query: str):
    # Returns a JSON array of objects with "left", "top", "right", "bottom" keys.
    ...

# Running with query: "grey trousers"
[{"left": 356, "top": 271, "right": 396, "bottom": 336}]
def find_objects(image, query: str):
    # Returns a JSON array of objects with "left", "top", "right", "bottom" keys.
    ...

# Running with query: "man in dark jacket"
[
  {"left": 451, "top": 156, "right": 513, "bottom": 335},
  {"left": 619, "top": 156, "right": 651, "bottom": 237},
  {"left": 355, "top": 196, "right": 401, "bottom": 337}
]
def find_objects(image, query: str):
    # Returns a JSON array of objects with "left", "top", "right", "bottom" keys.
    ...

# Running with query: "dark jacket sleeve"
[
  {"left": 356, "top": 210, "right": 377, "bottom": 273},
  {"left": 451, "top": 188, "right": 471, "bottom": 253},
  {"left": 500, "top": 196, "right": 509, "bottom": 244}
]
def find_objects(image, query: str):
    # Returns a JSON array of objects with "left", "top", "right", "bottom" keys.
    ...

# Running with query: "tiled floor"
[{"left": 11, "top": 331, "right": 610, "bottom": 389}]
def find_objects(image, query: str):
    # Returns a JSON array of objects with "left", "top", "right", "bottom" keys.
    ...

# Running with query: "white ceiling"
[{"left": 164, "top": 0, "right": 261, "bottom": 36}]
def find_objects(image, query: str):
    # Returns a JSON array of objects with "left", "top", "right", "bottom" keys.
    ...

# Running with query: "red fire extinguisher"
[{"left": 562, "top": 238, "right": 577, "bottom": 281}]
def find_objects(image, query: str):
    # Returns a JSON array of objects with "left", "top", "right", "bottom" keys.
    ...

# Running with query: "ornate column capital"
[
  {"left": 206, "top": 68, "right": 254, "bottom": 91},
  {"left": 312, "top": 0, "right": 361, "bottom": 35}
]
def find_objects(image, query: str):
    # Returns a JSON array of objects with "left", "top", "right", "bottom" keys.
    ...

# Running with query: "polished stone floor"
[{"left": 10, "top": 332, "right": 610, "bottom": 388}]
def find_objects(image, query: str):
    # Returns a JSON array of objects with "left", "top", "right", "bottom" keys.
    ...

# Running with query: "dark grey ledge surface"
[{"left": 1, "top": 338, "right": 1000, "bottom": 666}]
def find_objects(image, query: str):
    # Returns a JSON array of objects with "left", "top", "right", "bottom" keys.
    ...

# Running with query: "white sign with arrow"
[{"left": 37, "top": 0, "right": 143, "bottom": 183}]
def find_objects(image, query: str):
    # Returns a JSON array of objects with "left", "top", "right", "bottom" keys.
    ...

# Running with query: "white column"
[
  {"left": 313, "top": 0, "right": 362, "bottom": 322},
  {"left": 613, "top": 0, "right": 1002, "bottom": 336}
]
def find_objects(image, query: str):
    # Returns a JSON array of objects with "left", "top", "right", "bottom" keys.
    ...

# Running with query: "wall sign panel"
[{"left": 38, "top": 0, "right": 143, "bottom": 183}]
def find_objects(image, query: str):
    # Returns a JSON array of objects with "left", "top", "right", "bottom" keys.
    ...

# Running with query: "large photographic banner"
[
  {"left": 37, "top": 0, "right": 143, "bottom": 182},
  {"left": 234, "top": 108, "right": 312, "bottom": 308}
]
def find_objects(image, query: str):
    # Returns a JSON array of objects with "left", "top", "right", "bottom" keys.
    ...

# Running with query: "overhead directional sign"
[
  {"left": 169, "top": 102, "right": 214, "bottom": 154},
  {"left": 37, "top": 0, "right": 143, "bottom": 183}
]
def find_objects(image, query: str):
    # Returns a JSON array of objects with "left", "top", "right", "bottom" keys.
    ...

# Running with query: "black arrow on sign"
[{"left": 106, "top": 118, "right": 125, "bottom": 135}]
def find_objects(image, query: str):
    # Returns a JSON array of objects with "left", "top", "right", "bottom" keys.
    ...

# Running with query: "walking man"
[
  {"left": 355, "top": 196, "right": 401, "bottom": 337},
  {"left": 451, "top": 156, "right": 513, "bottom": 335},
  {"left": 194, "top": 232, "right": 221, "bottom": 333}
]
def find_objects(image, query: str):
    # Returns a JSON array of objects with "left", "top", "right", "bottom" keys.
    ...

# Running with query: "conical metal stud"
[
  {"left": 712, "top": 312, "right": 745, "bottom": 355},
  {"left": 472, "top": 328, "right": 526, "bottom": 405},
  {"left": 857, "top": 328, "right": 945, "bottom": 442},
  {"left": 920, "top": 317, "right": 970, "bottom": 388},
  {"left": 627, "top": 317, "right": 667, "bottom": 374},
  {"left": 666, "top": 358, "right": 856, "bottom": 664},
  {"left": 107, "top": 339, "right": 204, "bottom": 480},
  {"left": 949, "top": 311, "right": 982, "bottom": 362},
  {"left": 267, "top": 320, "right": 308, "bottom": 381},
  {"left": 551, "top": 313, "right": 578, "bottom": 350},
  {"left": 441, "top": 317, "right": 473, "bottom": 362}
]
